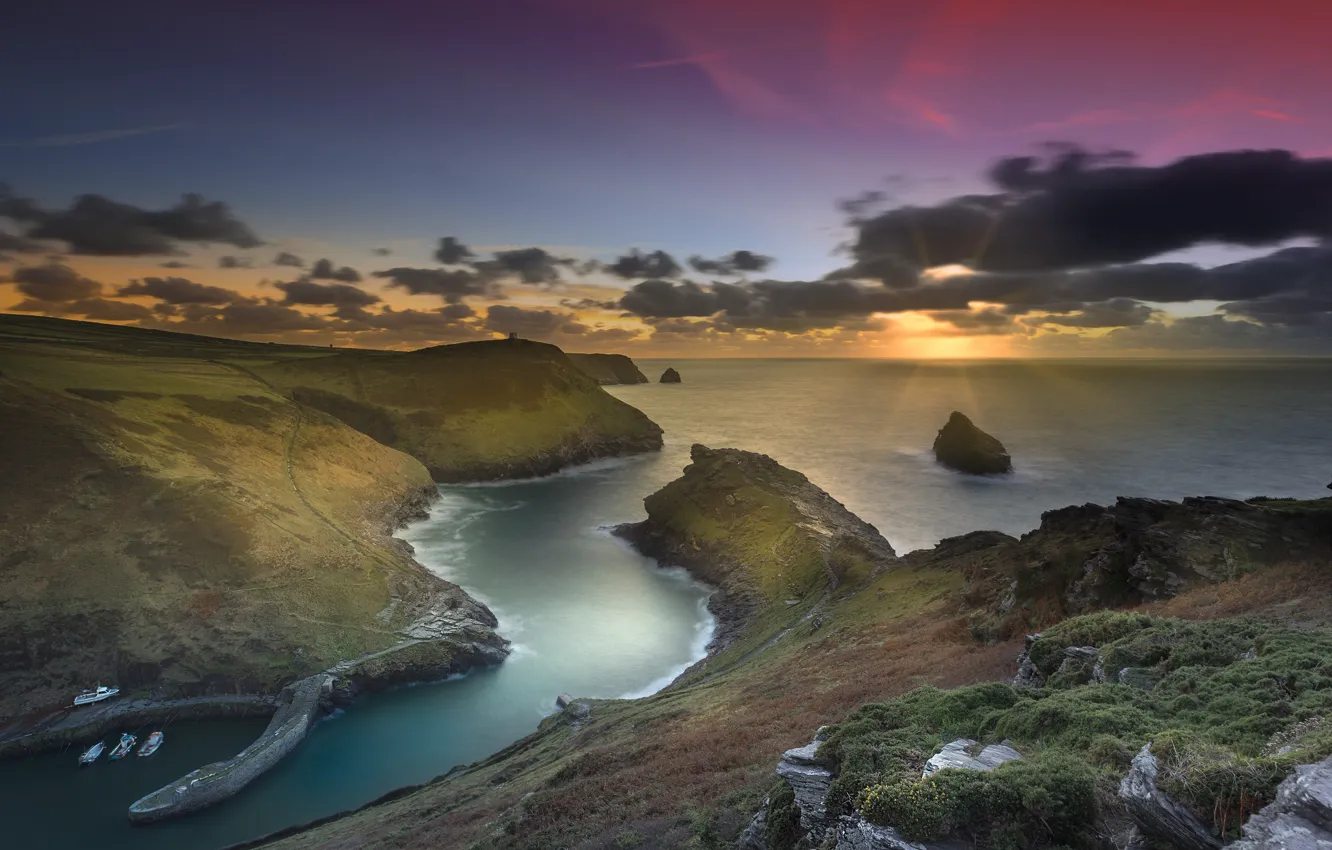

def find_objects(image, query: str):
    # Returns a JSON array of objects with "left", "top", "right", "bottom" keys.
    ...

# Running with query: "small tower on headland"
[{"left": 507, "top": 332, "right": 519, "bottom": 341}]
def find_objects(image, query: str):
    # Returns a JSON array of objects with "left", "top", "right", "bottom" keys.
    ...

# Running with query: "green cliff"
[
  {"left": 258, "top": 339, "right": 663, "bottom": 482},
  {"left": 0, "top": 315, "right": 662, "bottom": 728},
  {"left": 566, "top": 353, "right": 649, "bottom": 385}
]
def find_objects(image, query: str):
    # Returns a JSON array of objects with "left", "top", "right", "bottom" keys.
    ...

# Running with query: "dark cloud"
[
  {"left": 332, "top": 304, "right": 476, "bottom": 332},
  {"left": 606, "top": 249, "right": 682, "bottom": 280},
  {"left": 273, "top": 252, "right": 305, "bottom": 268},
  {"left": 927, "top": 308, "right": 1017, "bottom": 334},
  {"left": 275, "top": 278, "right": 380, "bottom": 308},
  {"left": 850, "top": 148, "right": 1332, "bottom": 274},
  {"left": 310, "top": 258, "right": 362, "bottom": 283},
  {"left": 5, "top": 263, "right": 102, "bottom": 302},
  {"left": 688, "top": 250, "right": 774, "bottom": 276},
  {"left": 219, "top": 255, "right": 252, "bottom": 269},
  {"left": 1222, "top": 292, "right": 1332, "bottom": 327},
  {"left": 1033, "top": 298, "right": 1158, "bottom": 328},
  {"left": 477, "top": 247, "right": 571, "bottom": 285},
  {"left": 154, "top": 301, "right": 328, "bottom": 335},
  {"left": 373, "top": 267, "right": 497, "bottom": 303},
  {"left": 372, "top": 247, "right": 392, "bottom": 257},
  {"left": 117, "top": 276, "right": 245, "bottom": 305},
  {"left": 559, "top": 322, "right": 640, "bottom": 342},
  {"left": 0, "top": 230, "right": 45, "bottom": 254},
  {"left": 12, "top": 297, "right": 155, "bottom": 322},
  {"left": 619, "top": 279, "right": 752, "bottom": 318},
  {"left": 483, "top": 305, "right": 571, "bottom": 338},
  {"left": 434, "top": 237, "right": 474, "bottom": 265},
  {"left": 2, "top": 189, "right": 262, "bottom": 256},
  {"left": 560, "top": 297, "right": 620, "bottom": 311},
  {"left": 159, "top": 260, "right": 191, "bottom": 269}
]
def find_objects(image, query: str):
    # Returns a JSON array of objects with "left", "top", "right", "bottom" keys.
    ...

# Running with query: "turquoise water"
[{"left": 2, "top": 358, "right": 1329, "bottom": 849}]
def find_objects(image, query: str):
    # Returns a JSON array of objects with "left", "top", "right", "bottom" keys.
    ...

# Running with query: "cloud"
[
  {"left": 11, "top": 297, "right": 155, "bottom": 321},
  {"left": 117, "top": 276, "right": 246, "bottom": 305},
  {"left": 2, "top": 124, "right": 179, "bottom": 148},
  {"left": 5, "top": 263, "right": 102, "bottom": 302},
  {"left": 275, "top": 278, "right": 380, "bottom": 308},
  {"left": 687, "top": 250, "right": 774, "bottom": 276},
  {"left": 219, "top": 255, "right": 252, "bottom": 269},
  {"left": 1031, "top": 298, "right": 1159, "bottom": 328},
  {"left": 482, "top": 305, "right": 572, "bottom": 338},
  {"left": 0, "top": 230, "right": 46, "bottom": 254},
  {"left": 372, "top": 247, "right": 392, "bottom": 257},
  {"left": 927, "top": 308, "right": 1017, "bottom": 334},
  {"left": 434, "top": 237, "right": 474, "bottom": 265},
  {"left": 273, "top": 252, "right": 305, "bottom": 268},
  {"left": 849, "top": 147, "right": 1332, "bottom": 274},
  {"left": 477, "top": 247, "right": 572, "bottom": 285},
  {"left": 309, "top": 258, "right": 362, "bottom": 282},
  {"left": 606, "top": 249, "right": 683, "bottom": 279},
  {"left": 159, "top": 260, "right": 191, "bottom": 269},
  {"left": 373, "top": 267, "right": 498, "bottom": 302},
  {"left": 0, "top": 188, "right": 261, "bottom": 255},
  {"left": 146, "top": 301, "right": 329, "bottom": 335}
]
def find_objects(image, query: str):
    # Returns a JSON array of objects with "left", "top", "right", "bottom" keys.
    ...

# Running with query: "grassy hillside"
[
  {"left": 0, "top": 315, "right": 661, "bottom": 725},
  {"left": 255, "top": 454, "right": 1332, "bottom": 850},
  {"left": 257, "top": 339, "right": 663, "bottom": 482}
]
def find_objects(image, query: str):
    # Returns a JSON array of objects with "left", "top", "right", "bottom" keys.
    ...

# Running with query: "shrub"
[
  {"left": 762, "top": 782, "right": 801, "bottom": 850},
  {"left": 860, "top": 752, "right": 1096, "bottom": 850}
]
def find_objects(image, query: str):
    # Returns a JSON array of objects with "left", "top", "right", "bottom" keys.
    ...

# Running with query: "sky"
[{"left": 2, "top": 0, "right": 1331, "bottom": 357}]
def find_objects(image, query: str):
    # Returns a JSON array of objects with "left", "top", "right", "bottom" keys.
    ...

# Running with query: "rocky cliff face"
[
  {"left": 566, "top": 353, "right": 649, "bottom": 385},
  {"left": 616, "top": 444, "right": 898, "bottom": 653},
  {"left": 931, "top": 411, "right": 1011, "bottom": 475}
]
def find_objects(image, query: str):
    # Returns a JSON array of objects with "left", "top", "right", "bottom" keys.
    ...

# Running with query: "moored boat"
[
  {"left": 78, "top": 741, "right": 105, "bottom": 766},
  {"left": 73, "top": 684, "right": 120, "bottom": 707},
  {"left": 108, "top": 732, "right": 136, "bottom": 760},
  {"left": 137, "top": 731, "right": 164, "bottom": 757}
]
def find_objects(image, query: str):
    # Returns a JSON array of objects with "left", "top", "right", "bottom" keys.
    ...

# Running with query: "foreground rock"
[
  {"left": 566, "top": 353, "right": 649, "bottom": 385},
  {"left": 932, "top": 411, "right": 1011, "bottom": 475},
  {"left": 1233, "top": 753, "right": 1332, "bottom": 849},
  {"left": 776, "top": 731, "right": 836, "bottom": 840},
  {"left": 616, "top": 445, "right": 897, "bottom": 655},
  {"left": 1118, "top": 744, "right": 1221, "bottom": 850},
  {"left": 921, "top": 738, "right": 1022, "bottom": 777},
  {"left": 660, "top": 367, "right": 682, "bottom": 383}
]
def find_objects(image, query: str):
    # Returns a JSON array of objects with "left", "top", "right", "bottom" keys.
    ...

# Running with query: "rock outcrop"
[
  {"left": 921, "top": 739, "right": 1022, "bottom": 777},
  {"left": 833, "top": 816, "right": 969, "bottom": 850},
  {"left": 616, "top": 445, "right": 898, "bottom": 655},
  {"left": 776, "top": 733, "right": 836, "bottom": 840},
  {"left": 660, "top": 367, "right": 682, "bottom": 383},
  {"left": 566, "top": 353, "right": 649, "bottom": 385},
  {"left": 1233, "top": 753, "right": 1332, "bottom": 849},
  {"left": 932, "top": 411, "right": 1012, "bottom": 475},
  {"left": 1118, "top": 744, "right": 1222, "bottom": 850}
]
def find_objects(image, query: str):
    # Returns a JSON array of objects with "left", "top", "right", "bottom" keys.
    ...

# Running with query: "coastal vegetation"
[{"left": 251, "top": 446, "right": 1332, "bottom": 850}]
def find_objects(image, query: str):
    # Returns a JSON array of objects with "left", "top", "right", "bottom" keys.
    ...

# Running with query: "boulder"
[
  {"left": 1011, "top": 633, "right": 1045, "bottom": 688},
  {"left": 1118, "top": 744, "right": 1221, "bottom": 850},
  {"left": 834, "top": 816, "right": 969, "bottom": 850},
  {"left": 922, "top": 738, "right": 1022, "bottom": 778},
  {"left": 660, "top": 367, "right": 682, "bottom": 383},
  {"left": 932, "top": 412, "right": 1012, "bottom": 475},
  {"left": 1233, "top": 753, "right": 1332, "bottom": 849}
]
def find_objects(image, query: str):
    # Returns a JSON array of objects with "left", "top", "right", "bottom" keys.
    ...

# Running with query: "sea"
[{"left": 2, "top": 358, "right": 1329, "bottom": 849}]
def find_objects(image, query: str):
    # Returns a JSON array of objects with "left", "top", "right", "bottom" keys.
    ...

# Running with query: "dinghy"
[
  {"left": 108, "top": 732, "right": 136, "bottom": 760},
  {"left": 78, "top": 741, "right": 105, "bottom": 766},
  {"left": 137, "top": 731, "right": 164, "bottom": 757}
]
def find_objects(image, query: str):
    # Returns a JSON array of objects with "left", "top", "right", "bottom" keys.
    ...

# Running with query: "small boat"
[
  {"left": 108, "top": 733, "right": 137, "bottom": 761},
  {"left": 78, "top": 741, "right": 106, "bottom": 766},
  {"left": 73, "top": 684, "right": 120, "bottom": 707},
  {"left": 137, "top": 731, "right": 164, "bottom": 758}
]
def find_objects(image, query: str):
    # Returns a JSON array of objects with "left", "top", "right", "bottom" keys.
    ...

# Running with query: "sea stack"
[
  {"left": 660, "top": 367, "right": 682, "bottom": 383},
  {"left": 932, "top": 411, "right": 1012, "bottom": 475}
]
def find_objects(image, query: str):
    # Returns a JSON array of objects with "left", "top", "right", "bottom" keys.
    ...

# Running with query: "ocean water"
[{"left": 2, "top": 358, "right": 1329, "bottom": 849}]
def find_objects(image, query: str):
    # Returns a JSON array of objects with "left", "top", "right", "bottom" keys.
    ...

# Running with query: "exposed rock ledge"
[
  {"left": 1232, "top": 753, "right": 1332, "bottom": 849},
  {"left": 1118, "top": 744, "right": 1221, "bottom": 850}
]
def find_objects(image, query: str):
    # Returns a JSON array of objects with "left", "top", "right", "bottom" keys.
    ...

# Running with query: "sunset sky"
[{"left": 3, "top": 0, "right": 1331, "bottom": 356}]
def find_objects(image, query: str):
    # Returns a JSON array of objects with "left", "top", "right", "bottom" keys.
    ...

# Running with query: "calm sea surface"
[{"left": 3, "top": 358, "right": 1329, "bottom": 849}]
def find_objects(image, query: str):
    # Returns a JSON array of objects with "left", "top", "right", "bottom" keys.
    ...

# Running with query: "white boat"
[
  {"left": 137, "top": 731, "right": 164, "bottom": 757},
  {"left": 78, "top": 741, "right": 105, "bottom": 766},
  {"left": 73, "top": 684, "right": 119, "bottom": 707},
  {"left": 108, "top": 732, "right": 136, "bottom": 761}
]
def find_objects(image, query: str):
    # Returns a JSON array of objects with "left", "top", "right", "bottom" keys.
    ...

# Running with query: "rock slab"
[
  {"left": 776, "top": 736, "right": 835, "bottom": 839},
  {"left": 932, "top": 411, "right": 1012, "bottom": 475},
  {"left": 1233, "top": 754, "right": 1332, "bottom": 849},
  {"left": 1118, "top": 744, "right": 1222, "bottom": 850},
  {"left": 922, "top": 738, "right": 1022, "bottom": 778}
]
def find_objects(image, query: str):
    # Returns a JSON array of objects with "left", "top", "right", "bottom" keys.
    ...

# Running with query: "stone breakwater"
[{"left": 128, "top": 675, "right": 331, "bottom": 824}]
